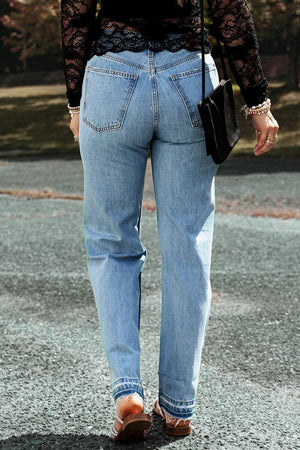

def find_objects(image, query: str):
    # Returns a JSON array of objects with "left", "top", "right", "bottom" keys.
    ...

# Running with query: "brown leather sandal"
[
  {"left": 153, "top": 399, "right": 192, "bottom": 436},
  {"left": 110, "top": 412, "right": 152, "bottom": 442}
]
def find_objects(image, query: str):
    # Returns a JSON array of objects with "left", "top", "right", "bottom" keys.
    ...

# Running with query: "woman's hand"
[
  {"left": 70, "top": 113, "right": 80, "bottom": 143},
  {"left": 251, "top": 110, "right": 279, "bottom": 156}
]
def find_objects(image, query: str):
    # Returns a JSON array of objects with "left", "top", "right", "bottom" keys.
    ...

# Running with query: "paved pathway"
[{"left": 0, "top": 156, "right": 299, "bottom": 449}]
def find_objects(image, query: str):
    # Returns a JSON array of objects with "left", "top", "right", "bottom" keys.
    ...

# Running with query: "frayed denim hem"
[
  {"left": 159, "top": 391, "right": 195, "bottom": 419},
  {"left": 112, "top": 378, "right": 144, "bottom": 403}
]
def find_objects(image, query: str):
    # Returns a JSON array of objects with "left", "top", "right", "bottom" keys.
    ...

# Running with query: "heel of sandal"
[{"left": 153, "top": 399, "right": 192, "bottom": 436}]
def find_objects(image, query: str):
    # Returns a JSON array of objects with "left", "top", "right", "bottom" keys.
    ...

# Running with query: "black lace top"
[{"left": 61, "top": 0, "right": 268, "bottom": 107}]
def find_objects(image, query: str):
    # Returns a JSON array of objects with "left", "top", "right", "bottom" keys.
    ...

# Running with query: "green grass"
[
  {"left": 0, "top": 82, "right": 299, "bottom": 158},
  {"left": 0, "top": 85, "right": 76, "bottom": 156}
]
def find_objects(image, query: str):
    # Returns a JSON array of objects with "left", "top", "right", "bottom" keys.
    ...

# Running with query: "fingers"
[
  {"left": 254, "top": 132, "right": 273, "bottom": 156},
  {"left": 252, "top": 111, "right": 279, "bottom": 156}
]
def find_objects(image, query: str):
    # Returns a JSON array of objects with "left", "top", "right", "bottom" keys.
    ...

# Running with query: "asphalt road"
[{"left": 0, "top": 156, "right": 299, "bottom": 449}]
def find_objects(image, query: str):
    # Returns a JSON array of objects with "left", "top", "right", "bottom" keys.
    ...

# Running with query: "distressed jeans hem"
[
  {"left": 111, "top": 377, "right": 144, "bottom": 403},
  {"left": 158, "top": 391, "right": 195, "bottom": 419}
]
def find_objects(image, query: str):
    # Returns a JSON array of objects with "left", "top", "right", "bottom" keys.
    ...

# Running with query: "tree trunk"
[
  {"left": 286, "top": 38, "right": 299, "bottom": 89},
  {"left": 22, "top": 35, "right": 27, "bottom": 72}
]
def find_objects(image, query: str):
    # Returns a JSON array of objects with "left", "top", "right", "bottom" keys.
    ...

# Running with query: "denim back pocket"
[
  {"left": 82, "top": 67, "right": 139, "bottom": 132},
  {"left": 170, "top": 65, "right": 218, "bottom": 128}
]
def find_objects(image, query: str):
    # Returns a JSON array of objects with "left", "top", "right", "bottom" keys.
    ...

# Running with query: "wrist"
[{"left": 67, "top": 103, "right": 80, "bottom": 118}]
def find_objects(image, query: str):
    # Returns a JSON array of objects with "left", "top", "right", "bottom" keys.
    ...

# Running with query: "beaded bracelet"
[
  {"left": 67, "top": 103, "right": 80, "bottom": 111},
  {"left": 242, "top": 98, "right": 271, "bottom": 119},
  {"left": 67, "top": 103, "right": 80, "bottom": 118}
]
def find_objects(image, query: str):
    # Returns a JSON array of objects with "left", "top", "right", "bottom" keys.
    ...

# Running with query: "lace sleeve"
[
  {"left": 209, "top": 0, "right": 268, "bottom": 106},
  {"left": 61, "top": 0, "right": 97, "bottom": 107}
]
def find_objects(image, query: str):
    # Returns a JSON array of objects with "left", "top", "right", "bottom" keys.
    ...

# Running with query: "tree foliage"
[
  {"left": 0, "top": 0, "right": 61, "bottom": 70},
  {"left": 248, "top": 0, "right": 300, "bottom": 88},
  {"left": 0, "top": 0, "right": 19, "bottom": 71},
  {"left": 0, "top": 0, "right": 299, "bottom": 87}
]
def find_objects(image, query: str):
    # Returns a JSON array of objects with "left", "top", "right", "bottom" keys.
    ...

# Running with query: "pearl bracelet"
[
  {"left": 69, "top": 110, "right": 80, "bottom": 118},
  {"left": 242, "top": 98, "right": 271, "bottom": 119},
  {"left": 67, "top": 103, "right": 80, "bottom": 118},
  {"left": 67, "top": 103, "right": 80, "bottom": 110}
]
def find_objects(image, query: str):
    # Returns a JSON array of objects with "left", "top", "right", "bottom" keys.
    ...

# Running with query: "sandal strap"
[
  {"left": 115, "top": 415, "right": 124, "bottom": 425},
  {"left": 174, "top": 419, "right": 183, "bottom": 427},
  {"left": 154, "top": 399, "right": 191, "bottom": 427},
  {"left": 110, "top": 424, "right": 119, "bottom": 438},
  {"left": 110, "top": 415, "right": 124, "bottom": 439},
  {"left": 154, "top": 398, "right": 165, "bottom": 419}
]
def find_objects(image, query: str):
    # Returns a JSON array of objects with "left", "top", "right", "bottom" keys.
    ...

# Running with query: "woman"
[{"left": 61, "top": 0, "right": 279, "bottom": 442}]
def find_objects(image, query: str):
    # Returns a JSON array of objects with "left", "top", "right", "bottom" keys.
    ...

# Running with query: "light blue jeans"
[{"left": 79, "top": 48, "right": 219, "bottom": 419}]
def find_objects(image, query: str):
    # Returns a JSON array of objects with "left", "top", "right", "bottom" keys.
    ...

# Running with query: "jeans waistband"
[{"left": 91, "top": 48, "right": 214, "bottom": 73}]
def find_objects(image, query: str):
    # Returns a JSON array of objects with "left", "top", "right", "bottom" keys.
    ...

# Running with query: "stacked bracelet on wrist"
[
  {"left": 242, "top": 98, "right": 271, "bottom": 119},
  {"left": 67, "top": 103, "right": 80, "bottom": 118}
]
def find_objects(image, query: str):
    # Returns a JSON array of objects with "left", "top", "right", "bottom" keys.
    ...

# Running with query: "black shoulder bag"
[{"left": 198, "top": 0, "right": 240, "bottom": 164}]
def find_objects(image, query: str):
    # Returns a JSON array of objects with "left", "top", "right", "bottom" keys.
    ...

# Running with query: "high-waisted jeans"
[{"left": 79, "top": 48, "right": 219, "bottom": 419}]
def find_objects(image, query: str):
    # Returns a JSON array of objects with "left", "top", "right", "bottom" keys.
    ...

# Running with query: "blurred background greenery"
[{"left": 0, "top": 0, "right": 299, "bottom": 157}]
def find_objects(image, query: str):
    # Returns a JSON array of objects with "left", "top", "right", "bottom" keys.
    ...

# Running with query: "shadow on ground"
[
  {"left": 1, "top": 415, "right": 204, "bottom": 450},
  {"left": 218, "top": 157, "right": 300, "bottom": 175},
  {"left": 1, "top": 433, "right": 168, "bottom": 449}
]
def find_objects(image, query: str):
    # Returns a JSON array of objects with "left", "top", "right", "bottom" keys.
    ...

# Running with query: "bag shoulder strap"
[{"left": 200, "top": 0, "right": 228, "bottom": 100}]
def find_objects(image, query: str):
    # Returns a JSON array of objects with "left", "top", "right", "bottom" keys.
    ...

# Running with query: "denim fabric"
[{"left": 79, "top": 48, "right": 219, "bottom": 419}]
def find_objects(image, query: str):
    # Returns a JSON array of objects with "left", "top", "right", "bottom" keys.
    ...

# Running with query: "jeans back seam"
[{"left": 148, "top": 52, "right": 159, "bottom": 132}]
